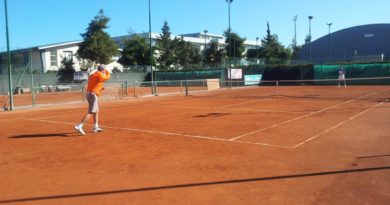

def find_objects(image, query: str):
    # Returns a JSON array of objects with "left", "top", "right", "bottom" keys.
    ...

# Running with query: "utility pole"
[
  {"left": 226, "top": 0, "right": 233, "bottom": 88},
  {"left": 204, "top": 29, "right": 208, "bottom": 68},
  {"left": 293, "top": 15, "right": 297, "bottom": 47},
  {"left": 308, "top": 16, "right": 313, "bottom": 64},
  {"left": 327, "top": 23, "right": 332, "bottom": 63},
  {"left": 4, "top": 0, "right": 13, "bottom": 110},
  {"left": 148, "top": 0, "right": 155, "bottom": 95}
]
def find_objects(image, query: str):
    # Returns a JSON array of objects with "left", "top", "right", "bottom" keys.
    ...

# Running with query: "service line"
[{"left": 25, "top": 118, "right": 291, "bottom": 149}]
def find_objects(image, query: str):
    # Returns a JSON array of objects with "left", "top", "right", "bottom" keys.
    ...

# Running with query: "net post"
[
  {"left": 185, "top": 80, "right": 189, "bottom": 96},
  {"left": 81, "top": 82, "right": 85, "bottom": 101},
  {"left": 125, "top": 81, "right": 128, "bottom": 95},
  {"left": 276, "top": 80, "right": 279, "bottom": 97},
  {"left": 180, "top": 80, "right": 183, "bottom": 94},
  {"left": 29, "top": 48, "right": 36, "bottom": 107},
  {"left": 121, "top": 82, "right": 124, "bottom": 97},
  {"left": 134, "top": 80, "right": 137, "bottom": 97},
  {"left": 154, "top": 81, "right": 158, "bottom": 96},
  {"left": 140, "top": 81, "right": 143, "bottom": 97}
]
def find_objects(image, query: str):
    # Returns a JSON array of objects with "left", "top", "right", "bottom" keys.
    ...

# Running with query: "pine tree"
[
  {"left": 155, "top": 21, "right": 175, "bottom": 70},
  {"left": 224, "top": 30, "right": 246, "bottom": 58},
  {"left": 119, "top": 34, "right": 153, "bottom": 66},
  {"left": 174, "top": 37, "right": 201, "bottom": 66},
  {"left": 260, "top": 22, "right": 290, "bottom": 64},
  {"left": 57, "top": 58, "right": 75, "bottom": 83},
  {"left": 77, "top": 10, "right": 119, "bottom": 66},
  {"left": 206, "top": 42, "right": 224, "bottom": 65}
]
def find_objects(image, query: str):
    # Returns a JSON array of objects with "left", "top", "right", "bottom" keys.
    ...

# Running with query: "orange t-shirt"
[{"left": 86, "top": 70, "right": 110, "bottom": 96}]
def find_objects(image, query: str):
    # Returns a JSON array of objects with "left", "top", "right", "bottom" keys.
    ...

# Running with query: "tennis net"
[
  {"left": 184, "top": 76, "right": 390, "bottom": 100},
  {"left": 2, "top": 82, "right": 127, "bottom": 110}
]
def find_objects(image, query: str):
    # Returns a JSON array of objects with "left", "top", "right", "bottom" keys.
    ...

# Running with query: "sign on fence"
[
  {"left": 74, "top": 71, "right": 88, "bottom": 81},
  {"left": 227, "top": 68, "right": 242, "bottom": 79},
  {"left": 244, "top": 74, "right": 262, "bottom": 85}
]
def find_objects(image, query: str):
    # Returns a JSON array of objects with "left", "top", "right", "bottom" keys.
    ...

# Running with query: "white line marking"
[
  {"left": 230, "top": 88, "right": 390, "bottom": 141},
  {"left": 293, "top": 101, "right": 386, "bottom": 148},
  {"left": 220, "top": 98, "right": 272, "bottom": 108},
  {"left": 25, "top": 118, "right": 291, "bottom": 148},
  {"left": 155, "top": 105, "right": 308, "bottom": 114},
  {"left": 23, "top": 88, "right": 390, "bottom": 149},
  {"left": 229, "top": 99, "right": 355, "bottom": 141}
]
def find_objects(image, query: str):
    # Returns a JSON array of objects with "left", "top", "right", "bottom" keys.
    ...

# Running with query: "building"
[
  {"left": 297, "top": 24, "right": 390, "bottom": 64},
  {"left": 0, "top": 32, "right": 258, "bottom": 74}
]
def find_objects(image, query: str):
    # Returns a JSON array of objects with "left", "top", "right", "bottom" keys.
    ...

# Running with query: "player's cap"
[{"left": 97, "top": 65, "right": 105, "bottom": 71}]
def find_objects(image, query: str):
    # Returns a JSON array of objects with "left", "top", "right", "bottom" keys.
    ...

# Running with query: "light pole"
[
  {"left": 293, "top": 15, "right": 297, "bottom": 47},
  {"left": 226, "top": 0, "right": 233, "bottom": 88},
  {"left": 4, "top": 0, "right": 13, "bottom": 110},
  {"left": 256, "top": 37, "right": 259, "bottom": 49},
  {"left": 204, "top": 29, "right": 208, "bottom": 67},
  {"left": 148, "top": 0, "right": 155, "bottom": 95},
  {"left": 327, "top": 23, "right": 332, "bottom": 63},
  {"left": 308, "top": 16, "right": 313, "bottom": 64}
]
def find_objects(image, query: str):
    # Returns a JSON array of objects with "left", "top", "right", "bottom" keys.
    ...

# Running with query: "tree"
[
  {"left": 304, "top": 34, "right": 311, "bottom": 45},
  {"left": 187, "top": 43, "right": 202, "bottom": 65},
  {"left": 259, "top": 22, "right": 290, "bottom": 64},
  {"left": 224, "top": 29, "right": 246, "bottom": 59},
  {"left": 290, "top": 43, "right": 302, "bottom": 60},
  {"left": 77, "top": 9, "right": 119, "bottom": 66},
  {"left": 57, "top": 58, "right": 75, "bottom": 83},
  {"left": 206, "top": 42, "right": 224, "bottom": 65},
  {"left": 118, "top": 34, "right": 154, "bottom": 66},
  {"left": 173, "top": 37, "right": 201, "bottom": 66},
  {"left": 155, "top": 21, "right": 175, "bottom": 70}
]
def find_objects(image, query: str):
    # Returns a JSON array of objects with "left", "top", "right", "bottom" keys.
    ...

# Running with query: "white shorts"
[{"left": 86, "top": 93, "right": 99, "bottom": 113}]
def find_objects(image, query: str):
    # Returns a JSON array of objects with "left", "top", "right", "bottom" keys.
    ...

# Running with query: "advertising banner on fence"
[
  {"left": 74, "top": 71, "right": 88, "bottom": 81},
  {"left": 227, "top": 68, "right": 242, "bottom": 79},
  {"left": 244, "top": 74, "right": 262, "bottom": 85}
]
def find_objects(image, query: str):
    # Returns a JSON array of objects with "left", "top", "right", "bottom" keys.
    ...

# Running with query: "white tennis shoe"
[
  {"left": 74, "top": 124, "right": 86, "bottom": 135},
  {"left": 93, "top": 127, "right": 104, "bottom": 133}
]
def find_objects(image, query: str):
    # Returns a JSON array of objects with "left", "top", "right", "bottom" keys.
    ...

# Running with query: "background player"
[{"left": 338, "top": 65, "right": 346, "bottom": 88}]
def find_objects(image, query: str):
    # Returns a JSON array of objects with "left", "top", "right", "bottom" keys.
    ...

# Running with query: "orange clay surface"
[{"left": 1, "top": 86, "right": 390, "bottom": 204}]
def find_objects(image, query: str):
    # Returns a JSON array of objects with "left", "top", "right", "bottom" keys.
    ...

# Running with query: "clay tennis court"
[{"left": 1, "top": 85, "right": 390, "bottom": 204}]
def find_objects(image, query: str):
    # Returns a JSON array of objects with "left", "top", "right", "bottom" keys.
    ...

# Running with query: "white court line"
[
  {"left": 26, "top": 88, "right": 389, "bottom": 149},
  {"left": 25, "top": 118, "right": 291, "bottom": 149},
  {"left": 30, "top": 105, "right": 142, "bottom": 121},
  {"left": 229, "top": 99, "right": 355, "bottom": 141},
  {"left": 155, "top": 105, "right": 306, "bottom": 114},
  {"left": 293, "top": 101, "right": 386, "bottom": 148},
  {"left": 220, "top": 98, "right": 272, "bottom": 108},
  {"left": 229, "top": 88, "right": 390, "bottom": 141}
]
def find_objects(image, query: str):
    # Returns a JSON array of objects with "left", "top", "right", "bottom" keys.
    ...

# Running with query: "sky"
[{"left": 1, "top": 0, "right": 389, "bottom": 51}]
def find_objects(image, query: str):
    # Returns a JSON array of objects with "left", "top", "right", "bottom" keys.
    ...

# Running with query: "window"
[
  {"left": 63, "top": 51, "right": 73, "bottom": 60},
  {"left": 50, "top": 50, "right": 57, "bottom": 66}
]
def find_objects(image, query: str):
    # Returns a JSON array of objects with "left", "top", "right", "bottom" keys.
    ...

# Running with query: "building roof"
[
  {"left": 297, "top": 23, "right": 390, "bottom": 63},
  {"left": 37, "top": 40, "right": 82, "bottom": 50},
  {"left": 2, "top": 31, "right": 257, "bottom": 54}
]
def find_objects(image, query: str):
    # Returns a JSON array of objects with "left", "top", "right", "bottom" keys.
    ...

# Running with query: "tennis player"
[
  {"left": 74, "top": 65, "right": 110, "bottom": 135},
  {"left": 338, "top": 65, "right": 346, "bottom": 88}
]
